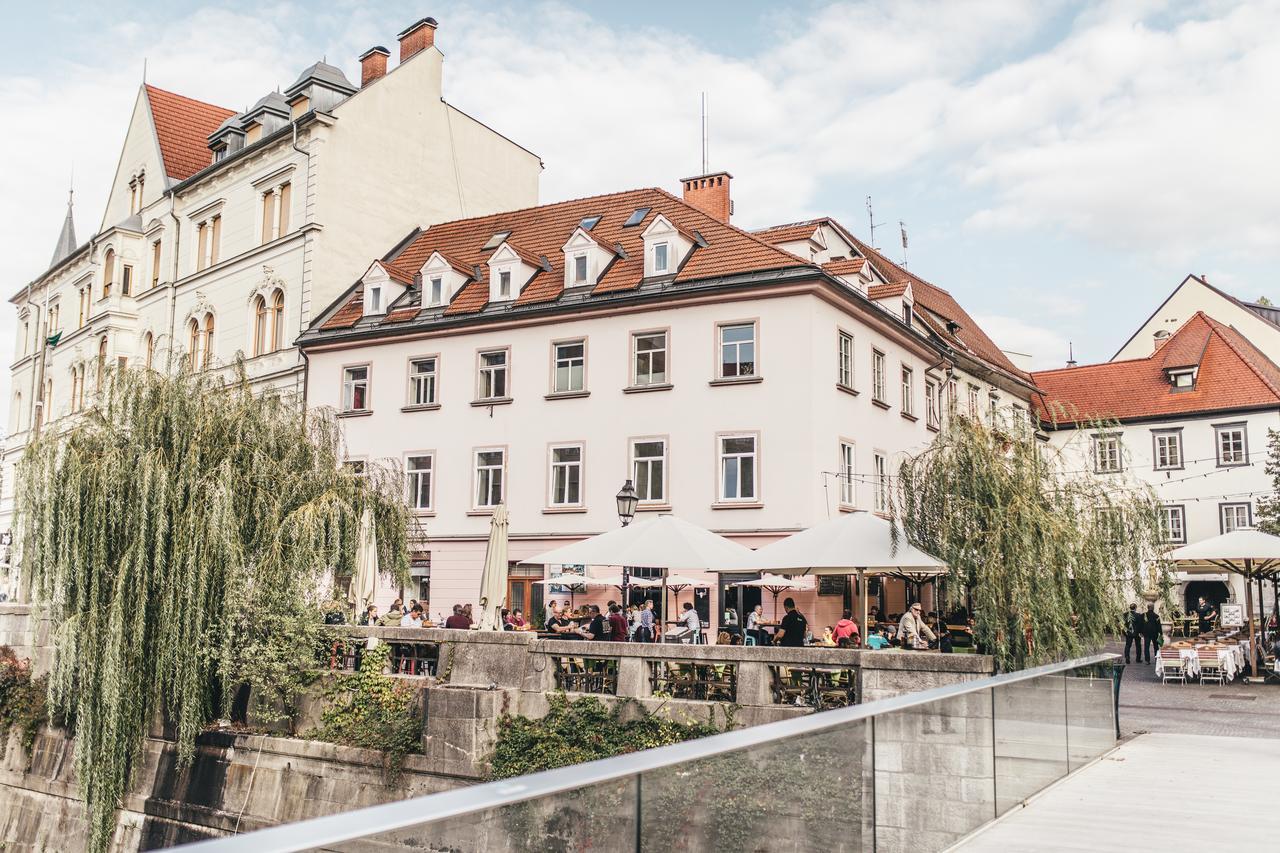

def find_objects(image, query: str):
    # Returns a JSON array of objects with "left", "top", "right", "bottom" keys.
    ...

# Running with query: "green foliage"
[
  {"left": 895, "top": 413, "right": 1171, "bottom": 670},
  {"left": 307, "top": 644, "right": 422, "bottom": 778},
  {"left": 1255, "top": 428, "right": 1280, "bottom": 535},
  {"left": 15, "top": 364, "right": 411, "bottom": 853},
  {"left": 488, "top": 692, "right": 721, "bottom": 780},
  {"left": 0, "top": 646, "right": 49, "bottom": 755}
]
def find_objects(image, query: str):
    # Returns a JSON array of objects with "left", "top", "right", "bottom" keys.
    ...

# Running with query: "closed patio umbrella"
[
  {"left": 476, "top": 505, "right": 510, "bottom": 631},
  {"left": 347, "top": 506, "right": 378, "bottom": 620}
]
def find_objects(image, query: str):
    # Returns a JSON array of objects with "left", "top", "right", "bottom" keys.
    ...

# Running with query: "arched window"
[
  {"left": 78, "top": 365, "right": 87, "bottom": 410},
  {"left": 143, "top": 332, "right": 154, "bottom": 370},
  {"left": 253, "top": 295, "right": 268, "bottom": 356},
  {"left": 271, "top": 289, "right": 285, "bottom": 351},
  {"left": 97, "top": 336, "right": 108, "bottom": 389},
  {"left": 202, "top": 313, "right": 215, "bottom": 369},
  {"left": 102, "top": 249, "right": 115, "bottom": 299},
  {"left": 188, "top": 319, "right": 201, "bottom": 369}
]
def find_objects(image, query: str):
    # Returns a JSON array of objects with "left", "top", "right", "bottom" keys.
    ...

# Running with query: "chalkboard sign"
[{"left": 818, "top": 576, "right": 846, "bottom": 596}]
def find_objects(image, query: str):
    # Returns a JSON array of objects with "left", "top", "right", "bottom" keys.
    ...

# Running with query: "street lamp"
[{"left": 616, "top": 480, "right": 639, "bottom": 616}]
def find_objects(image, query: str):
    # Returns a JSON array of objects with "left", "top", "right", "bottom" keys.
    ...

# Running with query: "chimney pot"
[
  {"left": 359, "top": 46, "right": 390, "bottom": 87},
  {"left": 398, "top": 16, "right": 439, "bottom": 64},
  {"left": 679, "top": 170, "right": 733, "bottom": 223}
]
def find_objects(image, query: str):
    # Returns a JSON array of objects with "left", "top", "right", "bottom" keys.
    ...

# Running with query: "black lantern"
[{"left": 615, "top": 480, "right": 638, "bottom": 527}]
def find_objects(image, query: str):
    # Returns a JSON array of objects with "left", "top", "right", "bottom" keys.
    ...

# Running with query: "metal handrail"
[{"left": 178, "top": 652, "right": 1118, "bottom": 852}]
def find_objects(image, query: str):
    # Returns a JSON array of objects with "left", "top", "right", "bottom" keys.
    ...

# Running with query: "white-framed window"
[
  {"left": 1220, "top": 502, "right": 1252, "bottom": 533},
  {"left": 872, "top": 349, "right": 886, "bottom": 403},
  {"left": 549, "top": 444, "right": 584, "bottom": 506},
  {"left": 1152, "top": 430, "right": 1182, "bottom": 470},
  {"left": 573, "top": 254, "right": 588, "bottom": 284},
  {"left": 498, "top": 270, "right": 512, "bottom": 298},
  {"left": 342, "top": 365, "right": 370, "bottom": 412},
  {"left": 837, "top": 331, "right": 854, "bottom": 389},
  {"left": 719, "top": 322, "right": 756, "bottom": 378},
  {"left": 478, "top": 349, "right": 508, "bottom": 400},
  {"left": 1161, "top": 505, "right": 1186, "bottom": 544},
  {"left": 407, "top": 454, "right": 434, "bottom": 511},
  {"left": 475, "top": 448, "right": 505, "bottom": 508},
  {"left": 553, "top": 340, "right": 585, "bottom": 393},
  {"left": 1215, "top": 423, "right": 1247, "bottom": 466},
  {"left": 873, "top": 452, "right": 888, "bottom": 513},
  {"left": 839, "top": 441, "right": 855, "bottom": 507},
  {"left": 1092, "top": 434, "right": 1122, "bottom": 473},
  {"left": 948, "top": 377, "right": 958, "bottom": 409},
  {"left": 428, "top": 276, "right": 444, "bottom": 307},
  {"left": 409, "top": 357, "right": 437, "bottom": 406},
  {"left": 632, "top": 331, "right": 668, "bottom": 386},
  {"left": 967, "top": 384, "right": 980, "bottom": 417},
  {"left": 901, "top": 366, "right": 914, "bottom": 416},
  {"left": 653, "top": 242, "right": 670, "bottom": 274},
  {"left": 632, "top": 439, "right": 667, "bottom": 503},
  {"left": 925, "top": 378, "right": 940, "bottom": 428},
  {"left": 718, "top": 434, "right": 758, "bottom": 502}
]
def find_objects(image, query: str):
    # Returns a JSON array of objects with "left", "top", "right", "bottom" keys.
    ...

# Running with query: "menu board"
[
  {"left": 818, "top": 576, "right": 846, "bottom": 596},
  {"left": 1220, "top": 603, "right": 1243, "bottom": 628}
]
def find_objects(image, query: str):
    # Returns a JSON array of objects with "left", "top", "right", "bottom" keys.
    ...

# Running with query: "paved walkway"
[{"left": 954, "top": 733, "right": 1280, "bottom": 851}]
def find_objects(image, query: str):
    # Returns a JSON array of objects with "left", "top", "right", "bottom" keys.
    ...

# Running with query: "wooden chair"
[
  {"left": 664, "top": 661, "right": 698, "bottom": 699},
  {"left": 770, "top": 666, "right": 808, "bottom": 705},
  {"left": 1197, "top": 649, "right": 1225, "bottom": 685},
  {"left": 1158, "top": 648, "right": 1187, "bottom": 684},
  {"left": 818, "top": 670, "right": 855, "bottom": 709}
]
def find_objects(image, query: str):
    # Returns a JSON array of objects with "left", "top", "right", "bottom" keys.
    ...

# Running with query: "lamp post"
[{"left": 615, "top": 480, "right": 638, "bottom": 615}]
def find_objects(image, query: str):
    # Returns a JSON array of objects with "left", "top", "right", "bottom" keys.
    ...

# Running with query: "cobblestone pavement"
[{"left": 1107, "top": 639, "right": 1280, "bottom": 739}]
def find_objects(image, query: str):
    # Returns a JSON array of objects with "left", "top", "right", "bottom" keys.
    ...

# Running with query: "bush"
[{"left": 0, "top": 645, "right": 49, "bottom": 754}]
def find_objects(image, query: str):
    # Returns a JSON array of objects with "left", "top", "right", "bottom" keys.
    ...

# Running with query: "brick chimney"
[
  {"left": 359, "top": 46, "right": 390, "bottom": 87},
  {"left": 398, "top": 17, "right": 438, "bottom": 64},
  {"left": 680, "top": 171, "right": 733, "bottom": 223}
]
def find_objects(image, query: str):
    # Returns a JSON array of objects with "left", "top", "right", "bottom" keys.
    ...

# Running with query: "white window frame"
[
  {"left": 631, "top": 438, "right": 668, "bottom": 504},
  {"left": 548, "top": 443, "right": 585, "bottom": 507},
  {"left": 872, "top": 349, "right": 887, "bottom": 403},
  {"left": 925, "top": 378, "right": 940, "bottom": 429},
  {"left": 474, "top": 447, "right": 506, "bottom": 509},
  {"left": 408, "top": 356, "right": 438, "bottom": 407},
  {"left": 1215, "top": 423, "right": 1247, "bottom": 467},
  {"left": 632, "top": 330, "right": 669, "bottom": 387},
  {"left": 368, "top": 285, "right": 382, "bottom": 314},
  {"left": 873, "top": 452, "right": 888, "bottom": 514},
  {"left": 406, "top": 453, "right": 435, "bottom": 511},
  {"left": 1161, "top": 504, "right": 1186, "bottom": 544},
  {"left": 1220, "top": 502, "right": 1252, "bottom": 533},
  {"left": 1092, "top": 433, "right": 1123, "bottom": 474},
  {"left": 342, "top": 364, "right": 370, "bottom": 413},
  {"left": 477, "top": 348, "right": 509, "bottom": 401},
  {"left": 718, "top": 321, "right": 757, "bottom": 379},
  {"left": 1152, "top": 430, "right": 1182, "bottom": 470},
  {"left": 653, "top": 241, "right": 670, "bottom": 274},
  {"left": 837, "top": 330, "right": 854, "bottom": 389},
  {"left": 717, "top": 433, "right": 759, "bottom": 503},
  {"left": 573, "top": 253, "right": 589, "bottom": 284},
  {"left": 428, "top": 276, "right": 444, "bottom": 307},
  {"left": 498, "top": 270, "right": 512, "bottom": 299},
  {"left": 967, "top": 384, "right": 980, "bottom": 417},
  {"left": 839, "top": 441, "right": 856, "bottom": 508},
  {"left": 901, "top": 365, "right": 914, "bottom": 416},
  {"left": 552, "top": 340, "right": 586, "bottom": 394}
]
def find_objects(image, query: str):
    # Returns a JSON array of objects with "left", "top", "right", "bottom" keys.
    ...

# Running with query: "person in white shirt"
[
  {"left": 400, "top": 605, "right": 423, "bottom": 627},
  {"left": 678, "top": 602, "right": 703, "bottom": 643}
]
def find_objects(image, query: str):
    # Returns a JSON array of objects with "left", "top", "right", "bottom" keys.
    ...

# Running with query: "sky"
[{"left": 2, "top": 0, "right": 1279, "bottom": 425}]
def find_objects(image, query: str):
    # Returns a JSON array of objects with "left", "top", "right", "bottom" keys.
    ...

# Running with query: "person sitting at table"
[
  {"left": 722, "top": 607, "right": 742, "bottom": 642},
  {"left": 443, "top": 604, "right": 472, "bottom": 630},
  {"left": 833, "top": 610, "right": 860, "bottom": 646},
  {"left": 578, "top": 605, "right": 609, "bottom": 641},
  {"left": 359, "top": 605, "right": 379, "bottom": 626},
  {"left": 509, "top": 609, "right": 528, "bottom": 630},
  {"left": 898, "top": 603, "right": 936, "bottom": 650},
  {"left": 774, "top": 598, "right": 808, "bottom": 648},
  {"left": 745, "top": 604, "right": 771, "bottom": 646},
  {"left": 400, "top": 604, "right": 424, "bottom": 628},
  {"left": 547, "top": 610, "right": 578, "bottom": 638},
  {"left": 819, "top": 626, "right": 836, "bottom": 646},
  {"left": 865, "top": 626, "right": 892, "bottom": 650},
  {"left": 668, "top": 602, "right": 702, "bottom": 643}
]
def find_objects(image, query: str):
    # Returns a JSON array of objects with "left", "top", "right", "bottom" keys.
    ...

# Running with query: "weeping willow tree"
[
  {"left": 15, "top": 364, "right": 409, "bottom": 853},
  {"left": 894, "top": 412, "right": 1171, "bottom": 671}
]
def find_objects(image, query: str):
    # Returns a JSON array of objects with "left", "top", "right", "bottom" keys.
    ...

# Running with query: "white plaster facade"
[{"left": 1112, "top": 274, "right": 1280, "bottom": 363}]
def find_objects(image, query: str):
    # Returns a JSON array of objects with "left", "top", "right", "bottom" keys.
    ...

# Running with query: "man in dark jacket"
[
  {"left": 1123, "top": 604, "right": 1141, "bottom": 664},
  {"left": 1140, "top": 604, "right": 1162, "bottom": 664},
  {"left": 607, "top": 604, "right": 629, "bottom": 642}
]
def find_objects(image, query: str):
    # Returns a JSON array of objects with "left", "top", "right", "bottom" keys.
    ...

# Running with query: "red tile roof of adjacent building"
[
  {"left": 868, "top": 281, "right": 909, "bottom": 300},
  {"left": 1032, "top": 312, "right": 1280, "bottom": 425},
  {"left": 753, "top": 222, "right": 824, "bottom": 244},
  {"left": 822, "top": 257, "right": 866, "bottom": 276},
  {"left": 145, "top": 85, "right": 236, "bottom": 181},
  {"left": 316, "top": 187, "right": 806, "bottom": 330}
]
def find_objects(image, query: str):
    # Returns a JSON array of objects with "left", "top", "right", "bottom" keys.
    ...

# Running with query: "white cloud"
[{"left": 972, "top": 313, "right": 1073, "bottom": 371}]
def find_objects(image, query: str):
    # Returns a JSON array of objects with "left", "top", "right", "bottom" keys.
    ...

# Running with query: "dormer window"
[
  {"left": 358, "top": 260, "right": 406, "bottom": 317},
  {"left": 641, "top": 214, "right": 693, "bottom": 279},
  {"left": 653, "top": 242, "right": 669, "bottom": 274},
  {"left": 369, "top": 286, "right": 382, "bottom": 313},
  {"left": 1169, "top": 369, "right": 1196, "bottom": 389},
  {"left": 486, "top": 242, "right": 536, "bottom": 303},
  {"left": 498, "top": 270, "right": 512, "bottom": 298},
  {"left": 428, "top": 276, "right": 444, "bottom": 306},
  {"left": 573, "top": 254, "right": 588, "bottom": 284}
]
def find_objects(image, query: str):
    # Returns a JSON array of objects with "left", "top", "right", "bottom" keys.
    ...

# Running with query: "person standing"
[
  {"left": 579, "top": 605, "right": 608, "bottom": 641},
  {"left": 1141, "top": 604, "right": 1162, "bottom": 664},
  {"left": 774, "top": 598, "right": 808, "bottom": 647},
  {"left": 1122, "top": 603, "right": 1141, "bottom": 663},
  {"left": 607, "top": 603, "right": 629, "bottom": 642},
  {"left": 897, "top": 603, "right": 937, "bottom": 650},
  {"left": 1195, "top": 596, "right": 1218, "bottom": 635}
]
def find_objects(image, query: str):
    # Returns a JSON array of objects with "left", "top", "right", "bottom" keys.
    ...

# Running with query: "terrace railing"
[{"left": 177, "top": 653, "right": 1119, "bottom": 853}]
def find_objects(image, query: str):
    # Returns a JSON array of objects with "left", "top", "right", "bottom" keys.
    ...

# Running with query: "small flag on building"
[
  {"left": 46, "top": 331, "right": 63, "bottom": 348},
  {"left": 900, "top": 222, "right": 908, "bottom": 249}
]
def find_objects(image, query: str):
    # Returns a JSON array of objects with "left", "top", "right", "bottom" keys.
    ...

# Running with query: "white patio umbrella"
[
  {"left": 527, "top": 516, "right": 754, "bottom": 641},
  {"left": 534, "top": 572, "right": 589, "bottom": 611},
  {"left": 476, "top": 505, "right": 510, "bottom": 631},
  {"left": 731, "top": 573, "right": 815, "bottom": 620},
  {"left": 1167, "top": 528, "right": 1280, "bottom": 678},
  {"left": 726, "top": 511, "right": 946, "bottom": 641},
  {"left": 347, "top": 506, "right": 379, "bottom": 620}
]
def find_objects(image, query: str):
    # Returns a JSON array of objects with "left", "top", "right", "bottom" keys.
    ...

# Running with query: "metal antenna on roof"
[
  {"left": 142, "top": 57, "right": 147, "bottom": 84},
  {"left": 866, "top": 196, "right": 883, "bottom": 249},
  {"left": 1067, "top": 342, "right": 1077, "bottom": 368},
  {"left": 700, "top": 92, "right": 709, "bottom": 175},
  {"left": 899, "top": 220, "right": 909, "bottom": 269}
]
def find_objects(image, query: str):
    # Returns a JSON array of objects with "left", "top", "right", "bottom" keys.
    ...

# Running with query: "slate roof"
[{"left": 144, "top": 85, "right": 236, "bottom": 181}]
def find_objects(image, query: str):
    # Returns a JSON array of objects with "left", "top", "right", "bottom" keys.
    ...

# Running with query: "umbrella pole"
[
  {"left": 1244, "top": 561, "right": 1257, "bottom": 678},
  {"left": 860, "top": 569, "right": 868, "bottom": 647},
  {"left": 660, "top": 576, "right": 667, "bottom": 644}
]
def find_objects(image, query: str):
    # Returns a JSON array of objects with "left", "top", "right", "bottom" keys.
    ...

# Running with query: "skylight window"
[
  {"left": 579, "top": 215, "right": 602, "bottom": 231},
  {"left": 623, "top": 207, "right": 651, "bottom": 228},
  {"left": 482, "top": 230, "right": 512, "bottom": 251}
]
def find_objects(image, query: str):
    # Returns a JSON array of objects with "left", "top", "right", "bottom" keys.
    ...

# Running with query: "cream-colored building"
[
  {"left": 1, "top": 16, "right": 541, "bottom": 596},
  {"left": 300, "top": 174, "right": 1036, "bottom": 633}
]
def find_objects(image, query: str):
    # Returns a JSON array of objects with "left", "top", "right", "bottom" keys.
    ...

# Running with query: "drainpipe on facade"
[
  {"left": 291, "top": 117, "right": 314, "bottom": 405},
  {"left": 166, "top": 193, "right": 181, "bottom": 360}
]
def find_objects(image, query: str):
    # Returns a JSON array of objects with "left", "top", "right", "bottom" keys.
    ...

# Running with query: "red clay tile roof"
[
  {"left": 1032, "top": 312, "right": 1280, "bottom": 424},
  {"left": 868, "top": 282, "right": 909, "bottom": 300},
  {"left": 322, "top": 285, "right": 363, "bottom": 330},
  {"left": 754, "top": 222, "right": 824, "bottom": 246},
  {"left": 823, "top": 258, "right": 866, "bottom": 277},
  {"left": 380, "top": 188, "right": 803, "bottom": 316},
  {"left": 144, "top": 85, "right": 236, "bottom": 181}
]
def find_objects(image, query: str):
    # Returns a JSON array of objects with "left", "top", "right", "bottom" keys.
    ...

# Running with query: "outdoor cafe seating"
[{"left": 1155, "top": 629, "right": 1250, "bottom": 685}]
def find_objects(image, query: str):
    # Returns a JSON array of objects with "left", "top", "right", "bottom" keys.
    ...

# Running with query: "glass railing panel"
[
  {"left": 1065, "top": 661, "right": 1117, "bottom": 771},
  {"left": 873, "top": 689, "right": 995, "bottom": 850},
  {"left": 317, "top": 775, "right": 637, "bottom": 853},
  {"left": 993, "top": 672, "right": 1068, "bottom": 814},
  {"left": 638, "top": 720, "right": 872, "bottom": 853}
]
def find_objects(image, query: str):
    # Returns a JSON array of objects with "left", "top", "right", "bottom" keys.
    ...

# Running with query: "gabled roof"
[
  {"left": 1033, "top": 312, "right": 1280, "bottom": 425},
  {"left": 144, "top": 85, "right": 236, "bottom": 181},
  {"left": 868, "top": 281, "right": 909, "bottom": 300},
  {"left": 315, "top": 187, "right": 802, "bottom": 329},
  {"left": 754, "top": 221, "right": 825, "bottom": 246},
  {"left": 1111, "top": 274, "right": 1280, "bottom": 361},
  {"left": 822, "top": 257, "right": 866, "bottom": 277}
]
